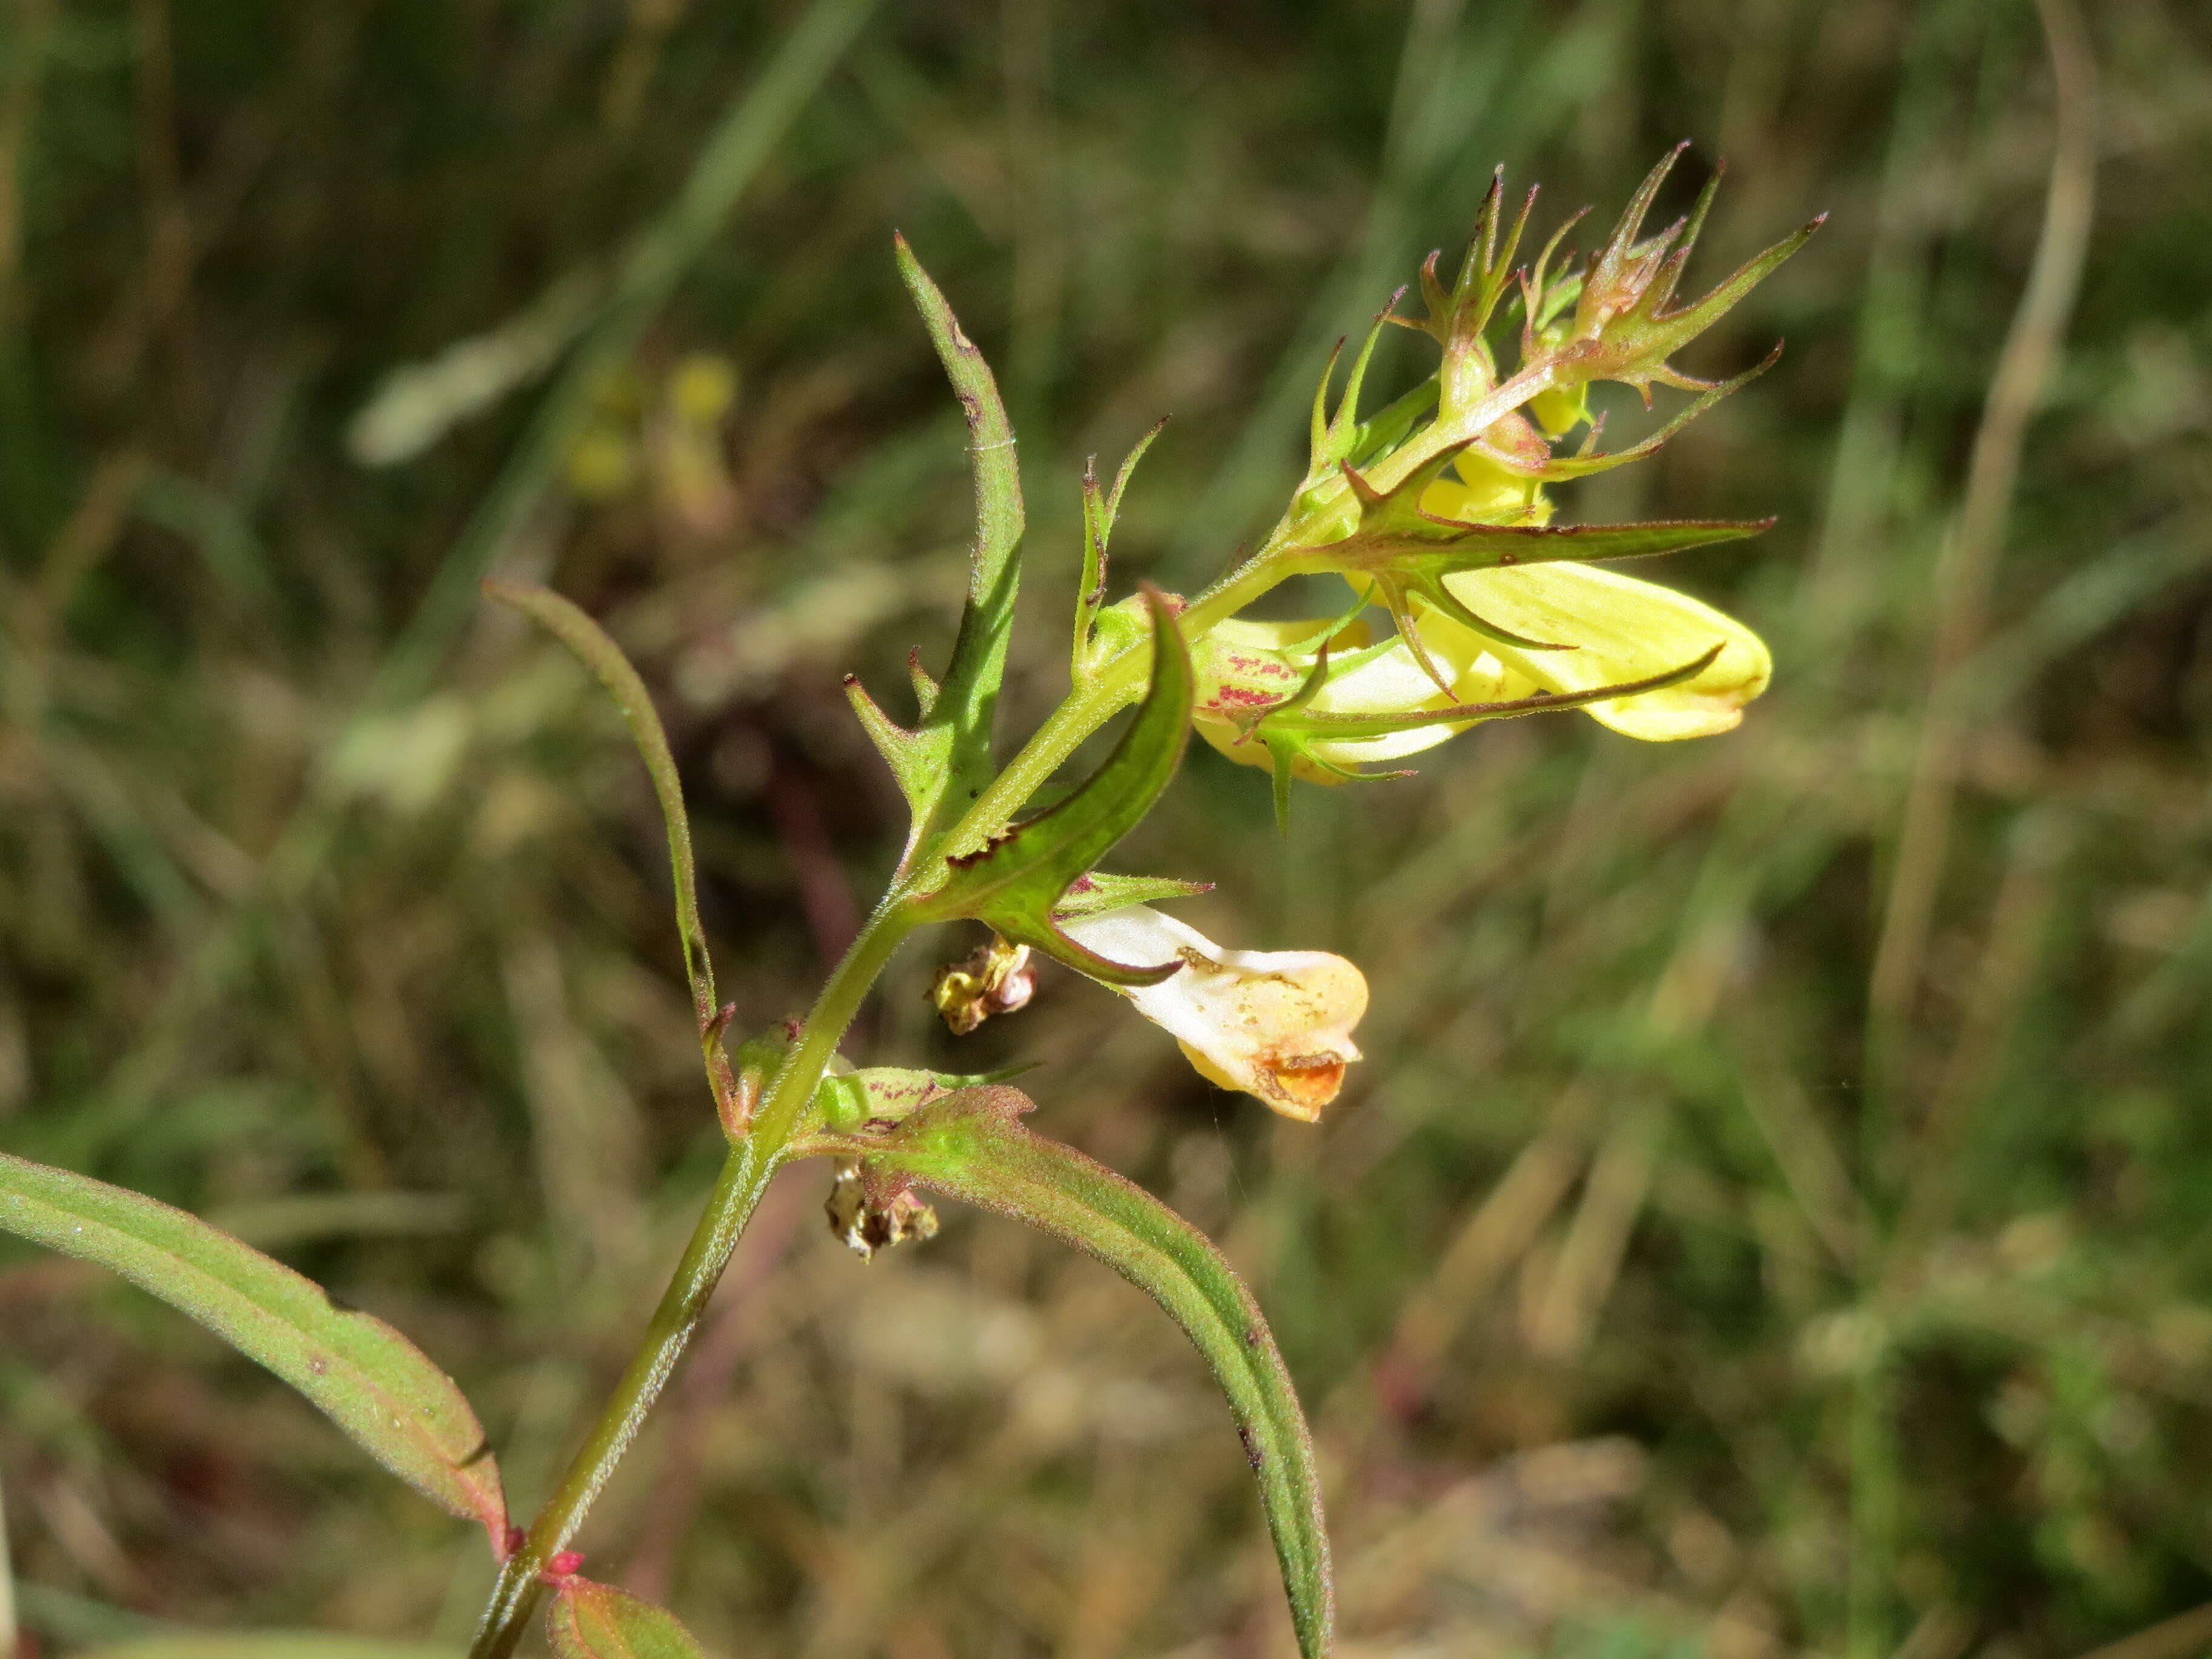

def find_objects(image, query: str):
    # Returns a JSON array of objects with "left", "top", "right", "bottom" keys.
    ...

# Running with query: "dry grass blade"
[{"left": 1868, "top": 0, "right": 2099, "bottom": 1033}]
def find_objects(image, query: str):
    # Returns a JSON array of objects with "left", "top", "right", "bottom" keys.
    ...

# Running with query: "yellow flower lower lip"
[{"left": 1057, "top": 905, "right": 1367, "bottom": 1121}]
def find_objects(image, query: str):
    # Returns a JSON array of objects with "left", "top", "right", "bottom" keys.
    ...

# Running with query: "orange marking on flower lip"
[
  {"left": 1255, "top": 1050, "right": 1349, "bottom": 1121},
  {"left": 1064, "top": 905, "right": 1367, "bottom": 1121}
]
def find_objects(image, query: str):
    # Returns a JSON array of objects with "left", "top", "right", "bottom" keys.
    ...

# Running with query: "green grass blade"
[{"left": 0, "top": 1152, "right": 506, "bottom": 1550}]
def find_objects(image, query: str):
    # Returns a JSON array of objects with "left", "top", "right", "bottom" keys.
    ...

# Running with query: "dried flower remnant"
[
  {"left": 930, "top": 933, "right": 1038, "bottom": 1034},
  {"left": 825, "top": 1156, "right": 940, "bottom": 1260},
  {"left": 1059, "top": 905, "right": 1367, "bottom": 1121}
]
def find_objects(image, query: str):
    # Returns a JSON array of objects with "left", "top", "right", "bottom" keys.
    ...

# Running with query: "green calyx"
[{"left": 1554, "top": 145, "right": 1825, "bottom": 397}]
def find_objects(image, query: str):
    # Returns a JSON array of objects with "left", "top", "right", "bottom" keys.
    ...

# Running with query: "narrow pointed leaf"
[
  {"left": 0, "top": 1152, "right": 506, "bottom": 1549},
  {"left": 485, "top": 583, "right": 711, "bottom": 1021},
  {"left": 1334, "top": 515, "right": 1774, "bottom": 574},
  {"left": 1512, "top": 345, "right": 1783, "bottom": 479},
  {"left": 1078, "top": 458, "right": 1110, "bottom": 674},
  {"left": 1259, "top": 643, "right": 1725, "bottom": 741},
  {"left": 1579, "top": 142, "right": 1689, "bottom": 332},
  {"left": 1051, "top": 871, "right": 1214, "bottom": 919},
  {"left": 1076, "top": 419, "right": 1167, "bottom": 680},
  {"left": 1346, "top": 373, "right": 1437, "bottom": 469},
  {"left": 804, "top": 1088, "right": 1333, "bottom": 1659},
  {"left": 1315, "top": 301, "right": 1397, "bottom": 467},
  {"left": 842, "top": 672, "right": 938, "bottom": 816},
  {"left": 547, "top": 1578, "right": 706, "bottom": 1659},
  {"left": 896, "top": 236, "right": 1025, "bottom": 851},
  {"left": 1634, "top": 214, "right": 1825, "bottom": 363},
  {"left": 484, "top": 581, "right": 741, "bottom": 1115},
  {"left": 908, "top": 646, "right": 941, "bottom": 718}
]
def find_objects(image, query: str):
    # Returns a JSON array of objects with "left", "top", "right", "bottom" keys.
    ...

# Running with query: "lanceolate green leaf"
[
  {"left": 1256, "top": 644, "right": 1727, "bottom": 743},
  {"left": 1074, "top": 418, "right": 1167, "bottom": 680},
  {"left": 482, "top": 581, "right": 742, "bottom": 1120},
  {"left": 894, "top": 235, "right": 1025, "bottom": 855},
  {"left": 0, "top": 1153, "right": 506, "bottom": 1549},
  {"left": 1307, "top": 461, "right": 1775, "bottom": 578},
  {"left": 921, "top": 588, "right": 1193, "bottom": 986},
  {"left": 483, "top": 582, "right": 711, "bottom": 1018},
  {"left": 1050, "top": 870, "right": 1213, "bottom": 919},
  {"left": 805, "top": 1088, "right": 1332, "bottom": 1659},
  {"left": 1342, "top": 514, "right": 1774, "bottom": 570},
  {"left": 546, "top": 1578, "right": 706, "bottom": 1659}
]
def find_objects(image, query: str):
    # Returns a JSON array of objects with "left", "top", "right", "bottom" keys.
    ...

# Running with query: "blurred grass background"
[{"left": 4, "top": 0, "right": 2212, "bottom": 1655}]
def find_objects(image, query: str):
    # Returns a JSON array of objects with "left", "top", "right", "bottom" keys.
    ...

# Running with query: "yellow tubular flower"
[
  {"left": 1389, "top": 381, "right": 1769, "bottom": 744},
  {"left": 1419, "top": 561, "right": 1772, "bottom": 740},
  {"left": 1056, "top": 905, "right": 1366, "bottom": 1122}
]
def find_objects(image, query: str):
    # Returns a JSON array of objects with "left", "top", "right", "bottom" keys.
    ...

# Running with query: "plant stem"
[
  {"left": 748, "top": 897, "right": 917, "bottom": 1150},
  {"left": 467, "top": 902, "right": 912, "bottom": 1658},
  {"left": 467, "top": 1138, "right": 781, "bottom": 1658},
  {"left": 941, "top": 677, "right": 1134, "bottom": 859}
]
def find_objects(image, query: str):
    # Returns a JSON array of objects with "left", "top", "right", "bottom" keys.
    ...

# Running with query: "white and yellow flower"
[{"left": 1058, "top": 905, "right": 1366, "bottom": 1122}]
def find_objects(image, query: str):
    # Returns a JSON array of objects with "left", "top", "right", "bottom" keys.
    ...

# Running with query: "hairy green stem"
[
  {"left": 468, "top": 1138, "right": 782, "bottom": 1658},
  {"left": 939, "top": 677, "right": 1133, "bottom": 861},
  {"left": 468, "top": 904, "right": 911, "bottom": 1658},
  {"left": 749, "top": 899, "right": 917, "bottom": 1150}
]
